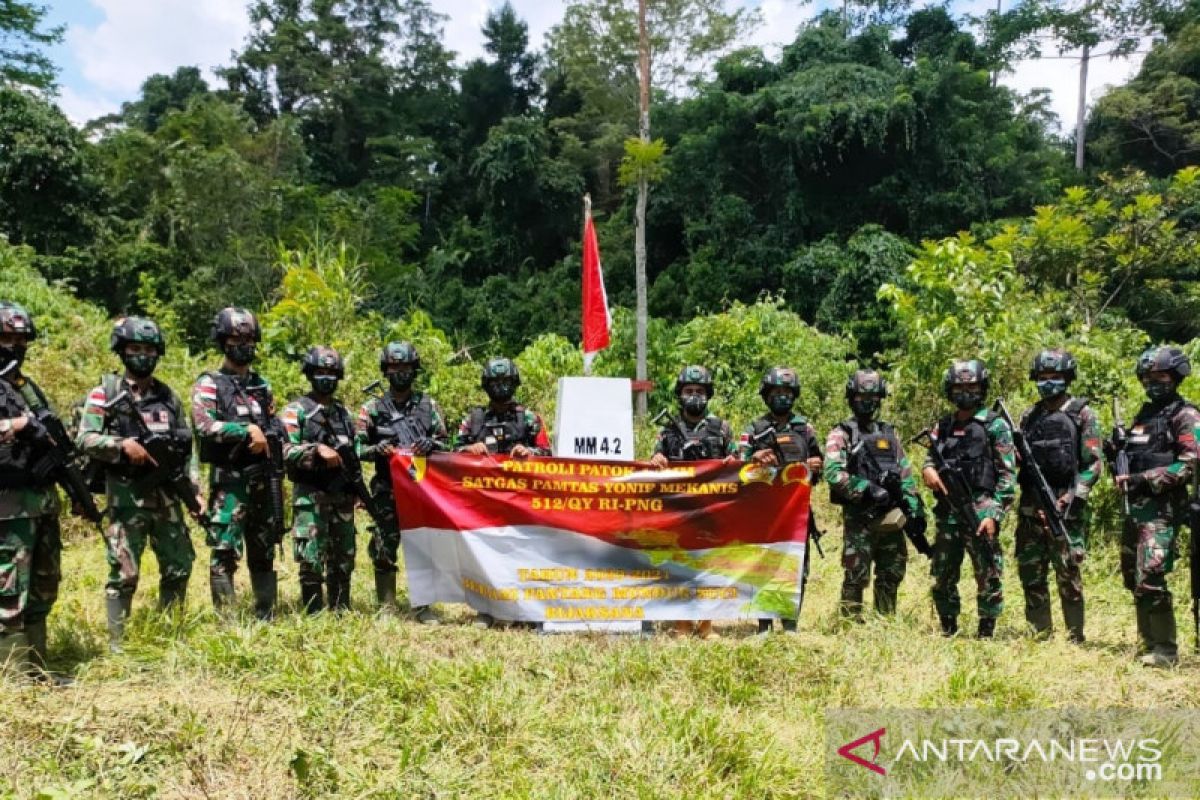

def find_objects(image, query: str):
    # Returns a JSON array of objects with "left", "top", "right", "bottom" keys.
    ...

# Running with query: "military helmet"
[
  {"left": 942, "top": 358, "right": 990, "bottom": 401},
  {"left": 1028, "top": 348, "right": 1077, "bottom": 381},
  {"left": 481, "top": 357, "right": 520, "bottom": 388},
  {"left": 1136, "top": 346, "right": 1191, "bottom": 382},
  {"left": 381, "top": 341, "right": 420, "bottom": 370},
  {"left": 110, "top": 316, "right": 166, "bottom": 355},
  {"left": 301, "top": 345, "right": 345, "bottom": 378},
  {"left": 845, "top": 369, "right": 888, "bottom": 399},
  {"left": 759, "top": 367, "right": 800, "bottom": 400},
  {"left": 210, "top": 307, "right": 261, "bottom": 344},
  {"left": 0, "top": 302, "right": 37, "bottom": 340},
  {"left": 674, "top": 365, "right": 714, "bottom": 398}
]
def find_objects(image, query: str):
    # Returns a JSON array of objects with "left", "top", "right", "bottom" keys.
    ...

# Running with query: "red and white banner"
[{"left": 391, "top": 453, "right": 811, "bottom": 622}]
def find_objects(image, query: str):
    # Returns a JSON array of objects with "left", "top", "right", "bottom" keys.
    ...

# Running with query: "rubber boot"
[
  {"left": 1135, "top": 600, "right": 1153, "bottom": 655},
  {"left": 24, "top": 620, "right": 72, "bottom": 686},
  {"left": 977, "top": 617, "right": 996, "bottom": 639},
  {"left": 250, "top": 571, "right": 277, "bottom": 621},
  {"left": 1024, "top": 602, "right": 1053, "bottom": 640},
  {"left": 939, "top": 615, "right": 958, "bottom": 637},
  {"left": 374, "top": 571, "right": 397, "bottom": 613},
  {"left": 210, "top": 573, "right": 235, "bottom": 611},
  {"left": 1141, "top": 601, "right": 1178, "bottom": 668},
  {"left": 328, "top": 576, "right": 352, "bottom": 612},
  {"left": 300, "top": 581, "right": 324, "bottom": 615},
  {"left": 0, "top": 631, "right": 33, "bottom": 676},
  {"left": 159, "top": 579, "right": 187, "bottom": 612},
  {"left": 106, "top": 593, "right": 127, "bottom": 654},
  {"left": 1062, "top": 598, "right": 1086, "bottom": 644},
  {"left": 874, "top": 584, "right": 899, "bottom": 617}
]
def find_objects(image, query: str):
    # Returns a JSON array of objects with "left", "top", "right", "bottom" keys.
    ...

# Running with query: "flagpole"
[{"left": 582, "top": 193, "right": 593, "bottom": 376}]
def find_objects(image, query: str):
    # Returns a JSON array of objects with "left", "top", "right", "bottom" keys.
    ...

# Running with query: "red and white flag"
[{"left": 581, "top": 196, "right": 611, "bottom": 371}]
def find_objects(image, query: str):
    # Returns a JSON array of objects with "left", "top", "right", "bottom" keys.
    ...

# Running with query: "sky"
[{"left": 42, "top": 0, "right": 1145, "bottom": 131}]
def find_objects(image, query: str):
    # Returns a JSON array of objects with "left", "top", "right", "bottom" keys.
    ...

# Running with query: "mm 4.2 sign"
[{"left": 573, "top": 436, "right": 623, "bottom": 456}]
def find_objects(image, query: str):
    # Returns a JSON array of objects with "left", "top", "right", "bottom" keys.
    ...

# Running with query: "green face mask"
[
  {"left": 1144, "top": 381, "right": 1175, "bottom": 402},
  {"left": 311, "top": 376, "right": 339, "bottom": 396},
  {"left": 122, "top": 353, "right": 158, "bottom": 378}
]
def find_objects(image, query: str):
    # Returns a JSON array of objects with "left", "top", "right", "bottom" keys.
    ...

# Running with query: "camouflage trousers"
[
  {"left": 367, "top": 488, "right": 400, "bottom": 575},
  {"left": 0, "top": 514, "right": 61, "bottom": 632},
  {"left": 1015, "top": 507, "right": 1085, "bottom": 613},
  {"left": 206, "top": 478, "right": 278, "bottom": 577},
  {"left": 105, "top": 504, "right": 195, "bottom": 598},
  {"left": 931, "top": 513, "right": 1004, "bottom": 620},
  {"left": 840, "top": 511, "right": 908, "bottom": 615},
  {"left": 292, "top": 494, "right": 357, "bottom": 585},
  {"left": 1119, "top": 492, "right": 1182, "bottom": 603}
]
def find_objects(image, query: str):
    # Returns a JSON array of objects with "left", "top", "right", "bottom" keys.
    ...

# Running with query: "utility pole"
[{"left": 634, "top": 0, "right": 650, "bottom": 418}]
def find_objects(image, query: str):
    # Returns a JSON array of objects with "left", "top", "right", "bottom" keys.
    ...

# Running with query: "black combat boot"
[
  {"left": 1062, "top": 598, "right": 1086, "bottom": 644},
  {"left": 939, "top": 615, "right": 958, "bottom": 636},
  {"left": 210, "top": 573, "right": 236, "bottom": 610},
  {"left": 300, "top": 581, "right": 324, "bottom": 615},
  {"left": 977, "top": 616, "right": 996, "bottom": 639},
  {"left": 250, "top": 571, "right": 277, "bottom": 621},
  {"left": 105, "top": 592, "right": 127, "bottom": 653},
  {"left": 159, "top": 579, "right": 187, "bottom": 612},
  {"left": 374, "top": 571, "right": 397, "bottom": 612}
]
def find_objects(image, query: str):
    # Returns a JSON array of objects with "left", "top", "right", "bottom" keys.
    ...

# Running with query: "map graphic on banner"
[{"left": 392, "top": 453, "right": 811, "bottom": 622}]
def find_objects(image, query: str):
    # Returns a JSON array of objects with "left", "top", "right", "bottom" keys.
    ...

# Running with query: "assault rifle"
[
  {"left": 751, "top": 425, "right": 825, "bottom": 559},
  {"left": 911, "top": 428, "right": 996, "bottom": 563},
  {"left": 104, "top": 390, "right": 207, "bottom": 526},
  {"left": 850, "top": 438, "right": 933, "bottom": 559},
  {"left": 993, "top": 398, "right": 1080, "bottom": 564},
  {"left": 362, "top": 380, "right": 437, "bottom": 455},
  {"left": 651, "top": 408, "right": 707, "bottom": 461},
  {"left": 1108, "top": 399, "right": 1133, "bottom": 516},
  {"left": 313, "top": 406, "right": 390, "bottom": 533},
  {"left": 237, "top": 383, "right": 288, "bottom": 542}
]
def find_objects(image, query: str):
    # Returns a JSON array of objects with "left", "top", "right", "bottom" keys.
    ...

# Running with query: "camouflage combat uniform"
[
  {"left": 76, "top": 374, "right": 195, "bottom": 608},
  {"left": 454, "top": 403, "right": 551, "bottom": 455},
  {"left": 283, "top": 395, "right": 359, "bottom": 612},
  {"left": 355, "top": 391, "right": 448, "bottom": 575},
  {"left": 0, "top": 374, "right": 62, "bottom": 639},
  {"left": 925, "top": 408, "right": 1017, "bottom": 623},
  {"left": 1014, "top": 396, "right": 1101, "bottom": 640},
  {"left": 658, "top": 416, "right": 736, "bottom": 461},
  {"left": 191, "top": 368, "right": 280, "bottom": 614},
  {"left": 825, "top": 419, "right": 923, "bottom": 616},
  {"left": 1120, "top": 397, "right": 1200, "bottom": 662}
]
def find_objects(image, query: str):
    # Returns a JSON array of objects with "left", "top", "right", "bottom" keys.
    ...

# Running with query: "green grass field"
[{"left": 3, "top": 510, "right": 1199, "bottom": 799}]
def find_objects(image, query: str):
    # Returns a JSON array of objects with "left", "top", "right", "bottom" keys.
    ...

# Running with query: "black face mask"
[
  {"left": 388, "top": 369, "right": 416, "bottom": 391},
  {"left": 681, "top": 395, "right": 708, "bottom": 417},
  {"left": 951, "top": 390, "right": 982, "bottom": 410},
  {"left": 224, "top": 342, "right": 257, "bottom": 366},
  {"left": 485, "top": 379, "right": 515, "bottom": 403},
  {"left": 767, "top": 394, "right": 795, "bottom": 415},
  {"left": 311, "top": 376, "right": 339, "bottom": 396},
  {"left": 851, "top": 397, "right": 879, "bottom": 417},
  {"left": 0, "top": 344, "right": 27, "bottom": 371},
  {"left": 122, "top": 353, "right": 158, "bottom": 379},
  {"left": 1144, "top": 381, "right": 1176, "bottom": 403}
]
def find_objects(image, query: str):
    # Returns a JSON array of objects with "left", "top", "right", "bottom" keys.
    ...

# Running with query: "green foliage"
[
  {"left": 617, "top": 136, "right": 669, "bottom": 188},
  {"left": 0, "top": 0, "right": 62, "bottom": 90}
]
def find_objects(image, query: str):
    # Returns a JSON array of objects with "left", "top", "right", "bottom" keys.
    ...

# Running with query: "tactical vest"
[
  {"left": 1020, "top": 397, "right": 1086, "bottom": 492},
  {"left": 935, "top": 412, "right": 997, "bottom": 493},
  {"left": 839, "top": 419, "right": 901, "bottom": 482},
  {"left": 286, "top": 396, "right": 356, "bottom": 488},
  {"left": 0, "top": 377, "right": 46, "bottom": 488},
  {"left": 750, "top": 416, "right": 809, "bottom": 463},
  {"left": 663, "top": 416, "right": 728, "bottom": 461},
  {"left": 102, "top": 374, "right": 186, "bottom": 479},
  {"left": 1127, "top": 399, "right": 1193, "bottom": 473},
  {"left": 372, "top": 393, "right": 435, "bottom": 470},
  {"left": 197, "top": 370, "right": 273, "bottom": 466},
  {"left": 467, "top": 405, "right": 530, "bottom": 455}
]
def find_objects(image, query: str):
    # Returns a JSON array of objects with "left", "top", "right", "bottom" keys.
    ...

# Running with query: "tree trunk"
[
  {"left": 1075, "top": 44, "right": 1090, "bottom": 171},
  {"left": 634, "top": 0, "right": 650, "bottom": 418}
]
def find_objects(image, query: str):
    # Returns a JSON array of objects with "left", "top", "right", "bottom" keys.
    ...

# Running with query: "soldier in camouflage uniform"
[
  {"left": 1014, "top": 349, "right": 1101, "bottom": 643},
  {"left": 921, "top": 359, "right": 1017, "bottom": 638},
  {"left": 652, "top": 365, "right": 738, "bottom": 640},
  {"left": 355, "top": 342, "right": 448, "bottom": 620},
  {"left": 283, "top": 347, "right": 359, "bottom": 614},
  {"left": 192, "top": 307, "right": 282, "bottom": 619},
  {"left": 825, "top": 369, "right": 926, "bottom": 621},
  {"left": 0, "top": 302, "right": 65, "bottom": 677},
  {"left": 455, "top": 357, "right": 551, "bottom": 629},
  {"left": 738, "top": 367, "right": 823, "bottom": 634},
  {"left": 76, "top": 317, "right": 195, "bottom": 651},
  {"left": 1113, "top": 346, "right": 1200, "bottom": 668}
]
